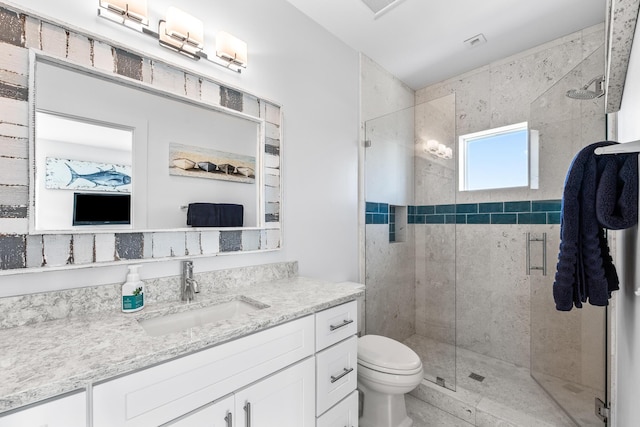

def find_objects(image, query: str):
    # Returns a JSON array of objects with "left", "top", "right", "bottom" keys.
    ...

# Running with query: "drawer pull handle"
[
  {"left": 330, "top": 367, "right": 354, "bottom": 383},
  {"left": 224, "top": 412, "right": 232, "bottom": 427},
  {"left": 244, "top": 402, "right": 251, "bottom": 427},
  {"left": 329, "top": 319, "right": 353, "bottom": 331}
]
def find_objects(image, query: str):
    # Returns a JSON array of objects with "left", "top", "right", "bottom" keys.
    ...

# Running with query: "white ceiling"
[
  {"left": 36, "top": 112, "right": 132, "bottom": 152},
  {"left": 285, "top": 0, "right": 607, "bottom": 90}
]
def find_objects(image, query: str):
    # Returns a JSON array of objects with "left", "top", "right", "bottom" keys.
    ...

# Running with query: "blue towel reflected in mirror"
[{"left": 187, "top": 203, "right": 244, "bottom": 227}]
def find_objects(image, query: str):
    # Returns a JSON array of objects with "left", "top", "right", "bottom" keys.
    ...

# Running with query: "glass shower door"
[
  {"left": 529, "top": 45, "right": 608, "bottom": 426},
  {"left": 409, "top": 94, "right": 457, "bottom": 390},
  {"left": 363, "top": 94, "right": 458, "bottom": 392},
  {"left": 363, "top": 105, "right": 419, "bottom": 348},
  {"left": 365, "top": 95, "right": 456, "bottom": 390}
]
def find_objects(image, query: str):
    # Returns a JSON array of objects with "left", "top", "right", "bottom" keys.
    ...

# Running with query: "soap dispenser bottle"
[{"left": 122, "top": 265, "right": 144, "bottom": 313}]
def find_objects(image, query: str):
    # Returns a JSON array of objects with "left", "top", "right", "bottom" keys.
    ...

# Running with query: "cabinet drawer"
[
  {"left": 316, "top": 335, "right": 358, "bottom": 416},
  {"left": 316, "top": 390, "right": 358, "bottom": 427},
  {"left": 94, "top": 315, "right": 314, "bottom": 427},
  {"left": 0, "top": 391, "right": 86, "bottom": 427},
  {"left": 315, "top": 300, "right": 357, "bottom": 351}
]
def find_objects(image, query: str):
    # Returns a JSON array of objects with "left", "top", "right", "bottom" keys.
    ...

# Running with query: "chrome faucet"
[{"left": 181, "top": 260, "right": 199, "bottom": 302}]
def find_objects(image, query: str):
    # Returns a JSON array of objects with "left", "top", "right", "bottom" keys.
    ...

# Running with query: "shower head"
[{"left": 566, "top": 75, "right": 605, "bottom": 100}]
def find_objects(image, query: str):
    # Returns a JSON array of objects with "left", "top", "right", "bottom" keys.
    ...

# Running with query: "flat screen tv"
[{"left": 73, "top": 192, "right": 131, "bottom": 226}]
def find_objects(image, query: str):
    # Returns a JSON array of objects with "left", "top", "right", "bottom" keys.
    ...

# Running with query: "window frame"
[{"left": 458, "top": 122, "right": 539, "bottom": 192}]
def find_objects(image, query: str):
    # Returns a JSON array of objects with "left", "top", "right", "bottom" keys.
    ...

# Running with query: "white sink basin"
[{"left": 139, "top": 298, "right": 267, "bottom": 337}]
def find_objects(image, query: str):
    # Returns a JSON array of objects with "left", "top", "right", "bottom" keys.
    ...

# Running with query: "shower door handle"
[{"left": 526, "top": 232, "right": 547, "bottom": 275}]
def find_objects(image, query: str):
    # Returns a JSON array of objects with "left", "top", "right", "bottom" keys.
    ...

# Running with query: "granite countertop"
[{"left": 0, "top": 277, "right": 364, "bottom": 413}]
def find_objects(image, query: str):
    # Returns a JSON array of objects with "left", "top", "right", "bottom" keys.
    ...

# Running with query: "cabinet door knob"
[
  {"left": 224, "top": 412, "right": 232, "bottom": 427},
  {"left": 244, "top": 402, "right": 251, "bottom": 427},
  {"left": 330, "top": 367, "right": 354, "bottom": 383},
  {"left": 329, "top": 319, "right": 353, "bottom": 331}
]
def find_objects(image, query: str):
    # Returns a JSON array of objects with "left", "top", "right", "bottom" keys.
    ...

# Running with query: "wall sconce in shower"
[
  {"left": 98, "top": 1, "right": 247, "bottom": 73},
  {"left": 98, "top": 0, "right": 149, "bottom": 30},
  {"left": 158, "top": 7, "right": 204, "bottom": 59},
  {"left": 424, "top": 139, "right": 453, "bottom": 159}
]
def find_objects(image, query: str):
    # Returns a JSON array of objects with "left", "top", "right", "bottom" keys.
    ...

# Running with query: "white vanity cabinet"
[
  {"left": 314, "top": 300, "right": 359, "bottom": 427},
  {"left": 166, "top": 358, "right": 315, "bottom": 427},
  {"left": 0, "top": 299, "right": 360, "bottom": 427},
  {"left": 93, "top": 315, "right": 315, "bottom": 427},
  {"left": 0, "top": 391, "right": 86, "bottom": 427}
]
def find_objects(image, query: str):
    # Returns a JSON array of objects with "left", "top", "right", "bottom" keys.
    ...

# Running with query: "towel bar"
[{"left": 594, "top": 139, "right": 640, "bottom": 155}]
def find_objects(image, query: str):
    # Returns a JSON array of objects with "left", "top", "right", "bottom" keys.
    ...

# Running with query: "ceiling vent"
[
  {"left": 464, "top": 33, "right": 487, "bottom": 48},
  {"left": 361, "top": 0, "right": 406, "bottom": 18}
]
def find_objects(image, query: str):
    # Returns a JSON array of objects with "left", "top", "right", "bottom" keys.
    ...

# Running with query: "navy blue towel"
[
  {"left": 596, "top": 152, "right": 638, "bottom": 229},
  {"left": 187, "top": 203, "right": 244, "bottom": 227},
  {"left": 554, "top": 141, "right": 638, "bottom": 311}
]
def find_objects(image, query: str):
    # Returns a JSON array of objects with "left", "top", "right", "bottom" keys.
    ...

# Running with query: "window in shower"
[{"left": 459, "top": 122, "right": 539, "bottom": 191}]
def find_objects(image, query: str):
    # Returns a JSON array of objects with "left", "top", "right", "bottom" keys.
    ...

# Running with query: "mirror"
[
  {"left": 31, "top": 54, "right": 263, "bottom": 233},
  {"left": 34, "top": 112, "right": 134, "bottom": 230}
]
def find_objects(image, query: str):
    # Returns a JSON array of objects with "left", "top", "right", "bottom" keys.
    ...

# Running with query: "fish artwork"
[
  {"left": 66, "top": 163, "right": 131, "bottom": 188},
  {"left": 45, "top": 158, "right": 132, "bottom": 192}
]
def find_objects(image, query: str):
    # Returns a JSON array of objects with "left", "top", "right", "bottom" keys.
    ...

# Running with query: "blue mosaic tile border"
[
  {"left": 366, "top": 202, "right": 389, "bottom": 224},
  {"left": 389, "top": 205, "right": 396, "bottom": 242},
  {"left": 408, "top": 200, "right": 561, "bottom": 225},
  {"left": 366, "top": 200, "right": 562, "bottom": 225}
]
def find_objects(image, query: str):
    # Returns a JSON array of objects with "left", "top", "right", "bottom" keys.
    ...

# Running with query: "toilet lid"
[{"left": 358, "top": 335, "right": 422, "bottom": 373}]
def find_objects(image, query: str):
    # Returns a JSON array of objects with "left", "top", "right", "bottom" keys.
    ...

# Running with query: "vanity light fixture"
[
  {"left": 98, "top": 0, "right": 149, "bottom": 31},
  {"left": 215, "top": 31, "right": 248, "bottom": 68},
  {"left": 97, "top": 1, "right": 248, "bottom": 73},
  {"left": 425, "top": 139, "right": 439, "bottom": 154},
  {"left": 424, "top": 139, "right": 452, "bottom": 159},
  {"left": 158, "top": 7, "right": 204, "bottom": 59}
]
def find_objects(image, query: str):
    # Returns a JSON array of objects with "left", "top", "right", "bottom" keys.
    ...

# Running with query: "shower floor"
[{"left": 403, "top": 334, "right": 600, "bottom": 426}]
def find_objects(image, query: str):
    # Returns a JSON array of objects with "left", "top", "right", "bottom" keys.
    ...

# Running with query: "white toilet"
[{"left": 357, "top": 335, "right": 423, "bottom": 427}]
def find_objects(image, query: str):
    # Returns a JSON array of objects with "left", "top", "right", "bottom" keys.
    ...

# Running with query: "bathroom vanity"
[{"left": 0, "top": 277, "right": 363, "bottom": 427}]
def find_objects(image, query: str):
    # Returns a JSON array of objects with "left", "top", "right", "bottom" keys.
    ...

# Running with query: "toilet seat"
[
  {"left": 357, "top": 335, "right": 422, "bottom": 375},
  {"left": 358, "top": 358, "right": 423, "bottom": 376}
]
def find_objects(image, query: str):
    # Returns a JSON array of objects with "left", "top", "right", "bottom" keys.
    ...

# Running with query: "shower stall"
[{"left": 363, "top": 39, "right": 608, "bottom": 426}]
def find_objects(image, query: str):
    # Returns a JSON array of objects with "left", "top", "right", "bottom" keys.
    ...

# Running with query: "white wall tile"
[
  {"left": 94, "top": 233, "right": 115, "bottom": 263},
  {"left": 66, "top": 33, "right": 91, "bottom": 66},
  {"left": 200, "top": 231, "right": 220, "bottom": 255},
  {"left": 72, "top": 234, "right": 94, "bottom": 265},
  {"left": 40, "top": 22, "right": 66, "bottom": 58},
  {"left": 43, "top": 235, "right": 71, "bottom": 267}
]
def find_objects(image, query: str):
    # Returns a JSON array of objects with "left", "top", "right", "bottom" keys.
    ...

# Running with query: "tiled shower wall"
[
  {"left": 0, "top": 4, "right": 281, "bottom": 273},
  {"left": 416, "top": 23, "right": 607, "bottom": 372}
]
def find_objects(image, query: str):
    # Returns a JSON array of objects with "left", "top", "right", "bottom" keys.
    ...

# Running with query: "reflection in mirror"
[
  {"left": 31, "top": 55, "right": 262, "bottom": 233},
  {"left": 34, "top": 112, "right": 134, "bottom": 231}
]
